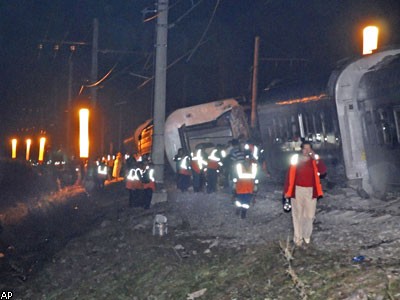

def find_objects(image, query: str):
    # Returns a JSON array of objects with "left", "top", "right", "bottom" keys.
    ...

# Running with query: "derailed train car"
[
  {"left": 164, "top": 98, "right": 249, "bottom": 171},
  {"left": 258, "top": 47, "right": 400, "bottom": 195},
  {"left": 257, "top": 76, "right": 341, "bottom": 178},
  {"left": 123, "top": 119, "right": 153, "bottom": 157},
  {"left": 357, "top": 52, "right": 400, "bottom": 193},
  {"left": 129, "top": 98, "right": 249, "bottom": 171},
  {"left": 129, "top": 48, "right": 400, "bottom": 195}
]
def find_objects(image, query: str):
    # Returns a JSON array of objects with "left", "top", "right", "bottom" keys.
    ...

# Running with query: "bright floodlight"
[
  {"left": 38, "top": 137, "right": 46, "bottom": 162},
  {"left": 363, "top": 26, "right": 379, "bottom": 55},
  {"left": 26, "top": 139, "right": 32, "bottom": 161},
  {"left": 79, "top": 108, "right": 90, "bottom": 158},
  {"left": 11, "top": 138, "right": 17, "bottom": 159}
]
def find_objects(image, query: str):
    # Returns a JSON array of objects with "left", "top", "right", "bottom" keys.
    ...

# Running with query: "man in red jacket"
[{"left": 283, "top": 141, "right": 327, "bottom": 248}]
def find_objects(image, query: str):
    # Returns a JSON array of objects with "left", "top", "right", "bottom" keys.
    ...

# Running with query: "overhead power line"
[
  {"left": 79, "top": 63, "right": 118, "bottom": 95},
  {"left": 186, "top": 0, "right": 220, "bottom": 62}
]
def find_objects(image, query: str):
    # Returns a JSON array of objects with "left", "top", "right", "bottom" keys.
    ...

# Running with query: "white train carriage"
[{"left": 258, "top": 47, "right": 400, "bottom": 195}]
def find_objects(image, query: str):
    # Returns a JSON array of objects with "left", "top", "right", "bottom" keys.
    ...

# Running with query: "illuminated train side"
[
  {"left": 257, "top": 86, "right": 341, "bottom": 180},
  {"left": 258, "top": 47, "right": 400, "bottom": 194}
]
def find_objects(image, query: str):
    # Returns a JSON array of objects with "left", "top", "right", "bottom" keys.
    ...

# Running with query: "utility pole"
[
  {"left": 90, "top": 18, "right": 99, "bottom": 159},
  {"left": 91, "top": 18, "right": 99, "bottom": 108},
  {"left": 67, "top": 53, "right": 74, "bottom": 156},
  {"left": 38, "top": 40, "right": 86, "bottom": 159},
  {"left": 152, "top": 0, "right": 169, "bottom": 185},
  {"left": 115, "top": 101, "right": 127, "bottom": 152},
  {"left": 251, "top": 36, "right": 260, "bottom": 130}
]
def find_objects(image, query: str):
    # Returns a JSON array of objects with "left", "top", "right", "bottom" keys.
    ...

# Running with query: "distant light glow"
[
  {"left": 38, "top": 137, "right": 46, "bottom": 162},
  {"left": 26, "top": 139, "right": 32, "bottom": 161},
  {"left": 11, "top": 139, "right": 17, "bottom": 159},
  {"left": 79, "top": 108, "right": 90, "bottom": 158},
  {"left": 363, "top": 26, "right": 379, "bottom": 55}
]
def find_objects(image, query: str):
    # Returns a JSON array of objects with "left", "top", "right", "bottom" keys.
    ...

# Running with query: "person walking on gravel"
[{"left": 283, "top": 141, "right": 327, "bottom": 247}]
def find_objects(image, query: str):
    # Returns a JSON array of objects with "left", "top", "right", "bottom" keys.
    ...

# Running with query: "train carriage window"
[
  {"left": 362, "top": 111, "right": 374, "bottom": 144},
  {"left": 272, "top": 118, "right": 278, "bottom": 142},
  {"left": 376, "top": 108, "right": 396, "bottom": 146},
  {"left": 291, "top": 115, "right": 300, "bottom": 140},
  {"left": 303, "top": 113, "right": 310, "bottom": 136},
  {"left": 278, "top": 117, "right": 284, "bottom": 139},
  {"left": 311, "top": 113, "right": 323, "bottom": 142},
  {"left": 320, "top": 112, "right": 326, "bottom": 138},
  {"left": 394, "top": 107, "right": 400, "bottom": 144},
  {"left": 285, "top": 117, "right": 291, "bottom": 141}
]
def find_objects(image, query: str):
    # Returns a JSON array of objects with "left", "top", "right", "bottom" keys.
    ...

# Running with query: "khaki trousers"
[{"left": 292, "top": 185, "right": 317, "bottom": 244}]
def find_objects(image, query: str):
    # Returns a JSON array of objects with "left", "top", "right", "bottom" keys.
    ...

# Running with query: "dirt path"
[{"left": 0, "top": 180, "right": 399, "bottom": 299}]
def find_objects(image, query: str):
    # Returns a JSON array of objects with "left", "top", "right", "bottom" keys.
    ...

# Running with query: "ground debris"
[
  {"left": 1, "top": 180, "right": 400, "bottom": 298},
  {"left": 187, "top": 288, "right": 207, "bottom": 299}
]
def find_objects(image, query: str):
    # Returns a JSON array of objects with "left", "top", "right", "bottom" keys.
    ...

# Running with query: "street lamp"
[
  {"left": 79, "top": 108, "right": 90, "bottom": 158},
  {"left": 26, "top": 138, "right": 32, "bottom": 161},
  {"left": 11, "top": 138, "right": 17, "bottom": 159},
  {"left": 38, "top": 137, "right": 46, "bottom": 163},
  {"left": 363, "top": 26, "right": 379, "bottom": 55}
]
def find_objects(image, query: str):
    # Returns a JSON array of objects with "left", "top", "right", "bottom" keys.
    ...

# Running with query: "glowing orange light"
[
  {"left": 363, "top": 26, "right": 379, "bottom": 55},
  {"left": 38, "top": 137, "right": 46, "bottom": 162},
  {"left": 275, "top": 94, "right": 327, "bottom": 105},
  {"left": 79, "top": 108, "right": 90, "bottom": 158},
  {"left": 26, "top": 139, "right": 32, "bottom": 161},
  {"left": 11, "top": 139, "right": 17, "bottom": 159}
]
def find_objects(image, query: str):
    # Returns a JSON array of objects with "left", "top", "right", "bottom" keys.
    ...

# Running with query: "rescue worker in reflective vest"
[
  {"left": 126, "top": 160, "right": 144, "bottom": 207},
  {"left": 206, "top": 146, "right": 223, "bottom": 193},
  {"left": 244, "top": 140, "right": 269, "bottom": 177},
  {"left": 141, "top": 157, "right": 155, "bottom": 209},
  {"left": 228, "top": 139, "right": 245, "bottom": 191},
  {"left": 191, "top": 146, "right": 207, "bottom": 192},
  {"left": 96, "top": 158, "right": 108, "bottom": 189},
  {"left": 173, "top": 148, "right": 192, "bottom": 192},
  {"left": 233, "top": 151, "right": 259, "bottom": 219},
  {"left": 283, "top": 141, "right": 327, "bottom": 247}
]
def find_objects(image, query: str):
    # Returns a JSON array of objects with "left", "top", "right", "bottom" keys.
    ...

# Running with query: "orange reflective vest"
[
  {"left": 97, "top": 165, "right": 108, "bottom": 179},
  {"left": 142, "top": 166, "right": 156, "bottom": 191},
  {"left": 126, "top": 168, "right": 143, "bottom": 190},
  {"left": 207, "top": 149, "right": 222, "bottom": 170},
  {"left": 191, "top": 149, "right": 206, "bottom": 174},
  {"left": 284, "top": 154, "right": 324, "bottom": 199},
  {"left": 235, "top": 162, "right": 258, "bottom": 194},
  {"left": 178, "top": 156, "right": 192, "bottom": 176}
]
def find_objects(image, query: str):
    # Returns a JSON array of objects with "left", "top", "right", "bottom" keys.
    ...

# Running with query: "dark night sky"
[{"left": 1, "top": 0, "right": 400, "bottom": 155}]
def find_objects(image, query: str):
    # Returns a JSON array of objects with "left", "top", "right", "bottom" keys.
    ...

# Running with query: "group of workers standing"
[
  {"left": 173, "top": 138, "right": 268, "bottom": 218},
  {"left": 94, "top": 138, "right": 327, "bottom": 249},
  {"left": 93, "top": 152, "right": 156, "bottom": 210},
  {"left": 124, "top": 154, "right": 155, "bottom": 209},
  {"left": 174, "top": 138, "right": 327, "bottom": 248}
]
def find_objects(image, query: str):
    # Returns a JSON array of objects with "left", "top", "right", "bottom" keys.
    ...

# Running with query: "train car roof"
[
  {"left": 327, "top": 45, "right": 400, "bottom": 97},
  {"left": 358, "top": 52, "right": 400, "bottom": 101},
  {"left": 258, "top": 72, "right": 331, "bottom": 104}
]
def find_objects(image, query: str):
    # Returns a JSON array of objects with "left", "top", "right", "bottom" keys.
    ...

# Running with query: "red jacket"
[{"left": 283, "top": 154, "right": 327, "bottom": 199}]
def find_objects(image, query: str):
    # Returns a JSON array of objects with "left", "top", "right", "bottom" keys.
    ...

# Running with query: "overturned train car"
[
  {"left": 164, "top": 98, "right": 249, "bottom": 171},
  {"left": 130, "top": 99, "right": 249, "bottom": 172},
  {"left": 257, "top": 77, "right": 341, "bottom": 178},
  {"left": 258, "top": 47, "right": 400, "bottom": 194}
]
